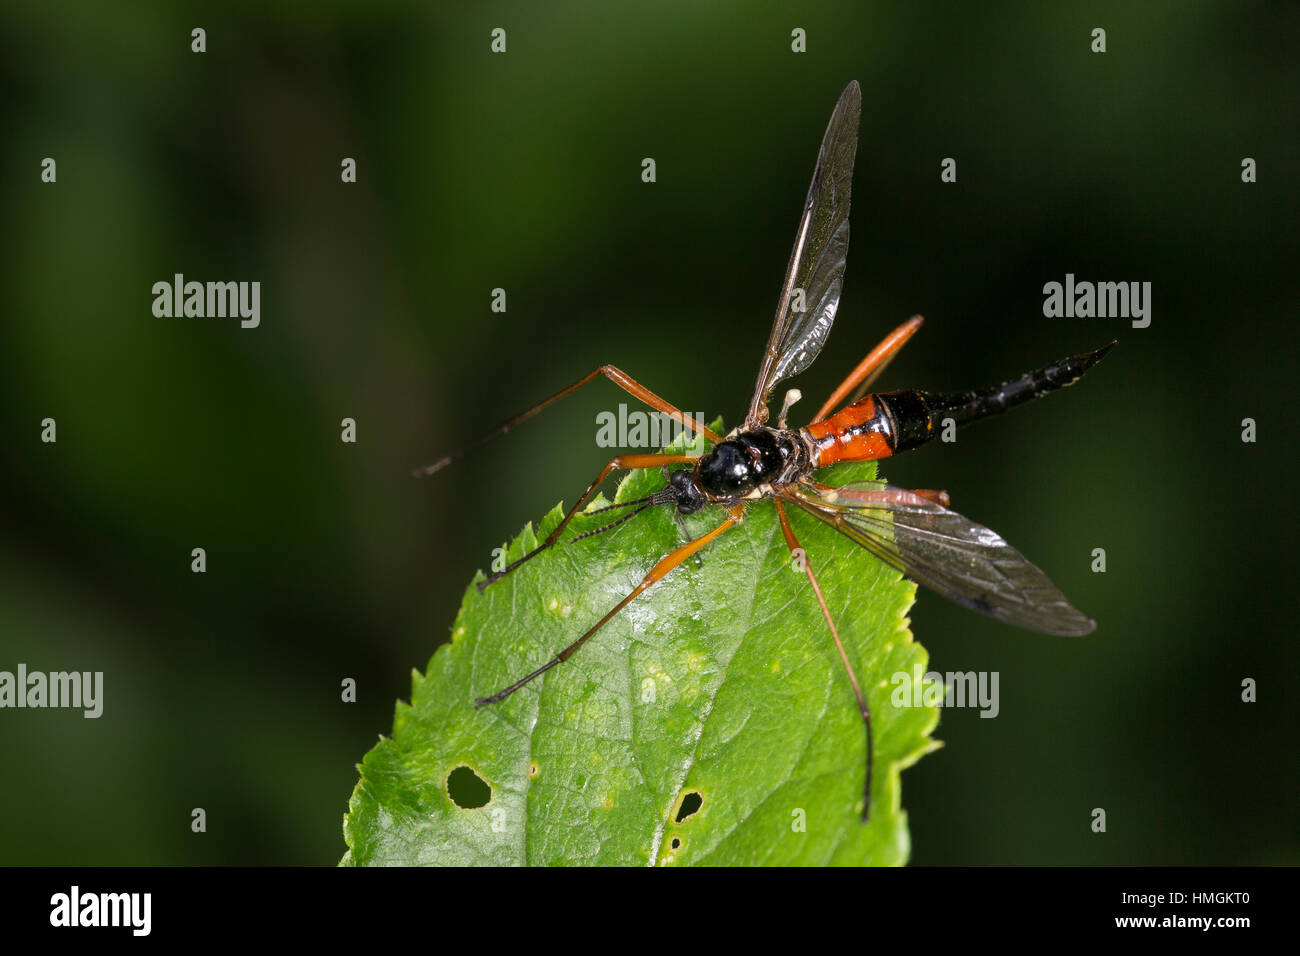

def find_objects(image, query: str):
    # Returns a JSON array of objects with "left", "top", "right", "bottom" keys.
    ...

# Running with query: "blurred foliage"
[{"left": 0, "top": 1, "right": 1295, "bottom": 864}]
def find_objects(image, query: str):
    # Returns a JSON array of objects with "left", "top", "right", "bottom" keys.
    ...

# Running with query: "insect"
[{"left": 418, "top": 80, "right": 1112, "bottom": 822}]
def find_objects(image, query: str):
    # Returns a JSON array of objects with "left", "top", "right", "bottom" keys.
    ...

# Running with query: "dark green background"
[{"left": 1, "top": 1, "right": 1295, "bottom": 865}]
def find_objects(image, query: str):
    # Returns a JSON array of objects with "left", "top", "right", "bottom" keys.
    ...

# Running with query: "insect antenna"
[
  {"left": 570, "top": 504, "right": 652, "bottom": 542},
  {"left": 570, "top": 488, "right": 679, "bottom": 543}
]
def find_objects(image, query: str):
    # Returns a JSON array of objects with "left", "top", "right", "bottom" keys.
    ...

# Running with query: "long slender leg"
[
  {"left": 809, "top": 480, "right": 949, "bottom": 508},
  {"left": 810, "top": 315, "right": 923, "bottom": 423},
  {"left": 415, "top": 365, "right": 722, "bottom": 477},
  {"left": 476, "top": 505, "right": 745, "bottom": 705},
  {"left": 910, "top": 489, "right": 949, "bottom": 507},
  {"left": 480, "top": 452, "right": 699, "bottom": 590},
  {"left": 773, "top": 498, "right": 874, "bottom": 823}
]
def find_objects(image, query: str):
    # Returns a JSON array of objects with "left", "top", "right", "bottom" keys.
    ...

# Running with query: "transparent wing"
[
  {"left": 745, "top": 80, "right": 862, "bottom": 428},
  {"left": 785, "top": 481, "right": 1096, "bottom": 636}
]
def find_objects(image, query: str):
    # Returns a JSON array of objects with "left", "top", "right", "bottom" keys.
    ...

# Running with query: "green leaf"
[{"left": 343, "top": 422, "right": 940, "bottom": 866}]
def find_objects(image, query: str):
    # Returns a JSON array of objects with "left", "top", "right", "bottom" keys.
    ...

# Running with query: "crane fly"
[{"left": 417, "top": 80, "right": 1113, "bottom": 823}]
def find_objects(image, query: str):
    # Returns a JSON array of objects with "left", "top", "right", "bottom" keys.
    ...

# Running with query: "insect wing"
[
  {"left": 746, "top": 80, "right": 862, "bottom": 427},
  {"left": 786, "top": 481, "right": 1096, "bottom": 636}
]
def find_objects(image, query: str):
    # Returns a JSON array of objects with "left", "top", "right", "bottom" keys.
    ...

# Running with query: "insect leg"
[
  {"left": 906, "top": 488, "right": 950, "bottom": 507},
  {"left": 810, "top": 315, "right": 923, "bottom": 423},
  {"left": 479, "top": 452, "right": 699, "bottom": 590},
  {"left": 415, "top": 365, "right": 722, "bottom": 477},
  {"left": 475, "top": 504, "right": 744, "bottom": 705},
  {"left": 808, "top": 480, "right": 948, "bottom": 509},
  {"left": 773, "top": 498, "right": 874, "bottom": 823}
]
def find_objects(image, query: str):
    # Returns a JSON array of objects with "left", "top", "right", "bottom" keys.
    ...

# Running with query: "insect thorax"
[{"left": 693, "top": 428, "right": 808, "bottom": 502}]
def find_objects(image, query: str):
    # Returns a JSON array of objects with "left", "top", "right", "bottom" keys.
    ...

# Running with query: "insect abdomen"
[
  {"left": 803, "top": 396, "right": 896, "bottom": 465},
  {"left": 805, "top": 343, "right": 1114, "bottom": 463},
  {"left": 879, "top": 342, "right": 1115, "bottom": 454}
]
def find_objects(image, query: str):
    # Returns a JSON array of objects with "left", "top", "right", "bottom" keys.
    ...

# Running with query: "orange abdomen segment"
[{"left": 803, "top": 395, "right": 895, "bottom": 466}]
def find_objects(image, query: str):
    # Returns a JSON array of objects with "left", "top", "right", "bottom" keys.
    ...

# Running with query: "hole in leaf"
[
  {"left": 674, "top": 790, "right": 702, "bottom": 823},
  {"left": 447, "top": 765, "right": 491, "bottom": 809},
  {"left": 670, "top": 838, "right": 681, "bottom": 850}
]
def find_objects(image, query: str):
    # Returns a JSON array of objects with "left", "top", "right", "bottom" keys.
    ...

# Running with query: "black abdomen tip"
[{"left": 1081, "top": 340, "right": 1117, "bottom": 370}]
